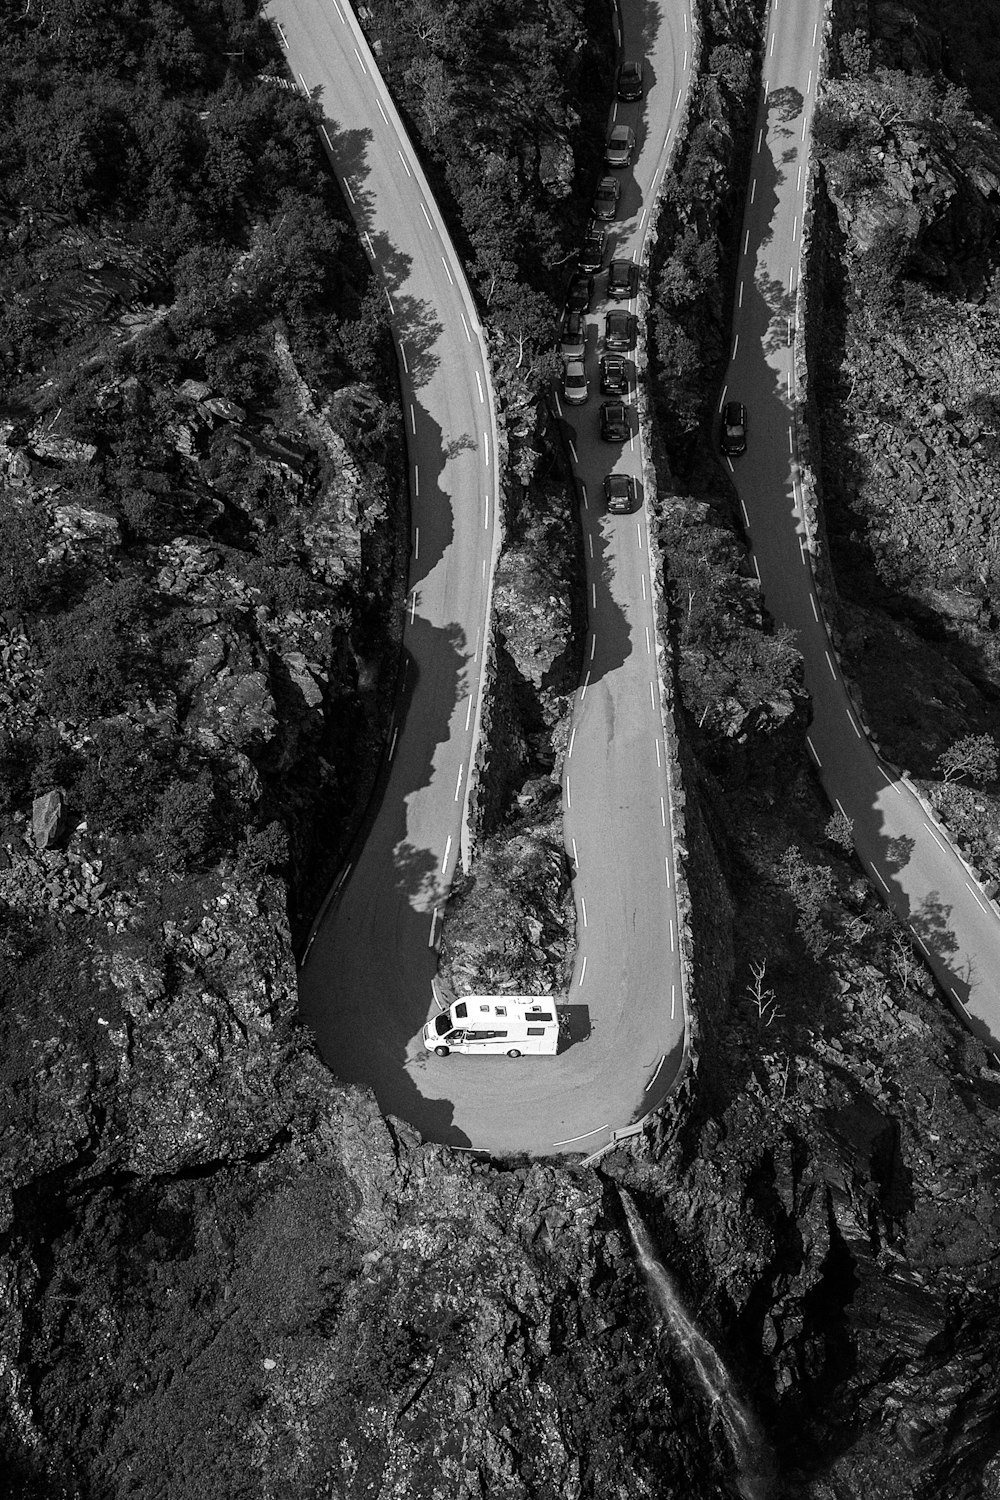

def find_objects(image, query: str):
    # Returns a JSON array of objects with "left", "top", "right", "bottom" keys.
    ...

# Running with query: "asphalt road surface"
[
  {"left": 724, "top": 0, "right": 1000, "bottom": 1049},
  {"left": 551, "top": 0, "right": 696, "bottom": 1152},
  {"left": 274, "top": 0, "right": 696, "bottom": 1154}
]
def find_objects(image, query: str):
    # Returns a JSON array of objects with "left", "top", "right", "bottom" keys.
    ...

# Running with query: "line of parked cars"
[{"left": 556, "top": 58, "right": 646, "bottom": 513}]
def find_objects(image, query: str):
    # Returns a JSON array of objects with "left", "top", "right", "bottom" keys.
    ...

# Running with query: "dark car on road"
[
  {"left": 617, "top": 59, "right": 643, "bottom": 100},
  {"left": 579, "top": 224, "right": 606, "bottom": 273},
  {"left": 604, "top": 473, "right": 637, "bottom": 513},
  {"left": 559, "top": 310, "right": 586, "bottom": 361},
  {"left": 567, "top": 272, "right": 595, "bottom": 312},
  {"left": 607, "top": 259, "right": 636, "bottom": 301},
  {"left": 604, "top": 308, "right": 633, "bottom": 351},
  {"left": 721, "top": 400, "right": 747, "bottom": 455},
  {"left": 600, "top": 401, "right": 629, "bottom": 443},
  {"left": 593, "top": 175, "right": 620, "bottom": 222},
  {"left": 600, "top": 353, "right": 628, "bottom": 395},
  {"left": 604, "top": 124, "right": 636, "bottom": 168}
]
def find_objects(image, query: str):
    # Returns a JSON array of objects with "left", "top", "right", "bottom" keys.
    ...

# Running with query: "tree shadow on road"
[
  {"left": 298, "top": 615, "right": 477, "bottom": 1147},
  {"left": 767, "top": 84, "right": 804, "bottom": 130},
  {"left": 719, "top": 254, "right": 1000, "bottom": 1054},
  {"left": 318, "top": 110, "right": 442, "bottom": 388}
]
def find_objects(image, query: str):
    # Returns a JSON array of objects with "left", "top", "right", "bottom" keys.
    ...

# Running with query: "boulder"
[
  {"left": 50, "top": 504, "right": 121, "bottom": 554},
  {"left": 282, "top": 651, "right": 325, "bottom": 708},
  {"left": 32, "top": 789, "right": 67, "bottom": 849}
]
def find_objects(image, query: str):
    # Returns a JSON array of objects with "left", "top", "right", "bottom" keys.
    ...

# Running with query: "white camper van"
[{"left": 423, "top": 996, "right": 560, "bottom": 1057}]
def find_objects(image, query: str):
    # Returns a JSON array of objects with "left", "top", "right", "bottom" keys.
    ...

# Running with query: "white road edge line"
[{"left": 553, "top": 1119, "right": 609, "bottom": 1147}]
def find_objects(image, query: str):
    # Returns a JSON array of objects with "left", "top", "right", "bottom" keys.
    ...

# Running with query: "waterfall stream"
[{"left": 620, "top": 1188, "right": 774, "bottom": 1500}]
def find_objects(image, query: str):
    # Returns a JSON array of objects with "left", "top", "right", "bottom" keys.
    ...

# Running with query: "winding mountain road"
[
  {"left": 273, "top": 0, "right": 695, "bottom": 1153},
  {"left": 725, "top": 0, "right": 1000, "bottom": 1047},
  {"left": 553, "top": 0, "right": 696, "bottom": 1149}
]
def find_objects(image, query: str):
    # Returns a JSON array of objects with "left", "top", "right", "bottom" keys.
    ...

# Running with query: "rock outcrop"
[{"left": 30, "top": 788, "right": 66, "bottom": 849}]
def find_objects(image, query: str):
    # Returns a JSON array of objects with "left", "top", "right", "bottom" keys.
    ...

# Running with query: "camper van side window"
[
  {"left": 455, "top": 1003, "right": 468, "bottom": 1019},
  {"left": 527, "top": 1027, "right": 545, "bottom": 1036}
]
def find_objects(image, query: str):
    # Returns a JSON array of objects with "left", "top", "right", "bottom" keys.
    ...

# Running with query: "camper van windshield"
[{"left": 432, "top": 1012, "right": 452, "bottom": 1037}]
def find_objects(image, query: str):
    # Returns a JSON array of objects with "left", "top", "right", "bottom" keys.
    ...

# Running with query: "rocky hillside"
[
  {"left": 811, "top": 0, "right": 1000, "bottom": 868},
  {"left": 7, "top": 2, "right": 1000, "bottom": 1498}
]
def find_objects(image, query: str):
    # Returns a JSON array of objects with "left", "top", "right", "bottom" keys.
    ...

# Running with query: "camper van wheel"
[
  {"left": 507, "top": 1048, "right": 522, "bottom": 1058},
  {"left": 434, "top": 1045, "right": 450, "bottom": 1057}
]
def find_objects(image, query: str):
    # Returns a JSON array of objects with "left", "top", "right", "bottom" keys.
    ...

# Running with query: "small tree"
[
  {"left": 746, "top": 960, "right": 782, "bottom": 1028},
  {"left": 936, "top": 734, "right": 998, "bottom": 785},
  {"left": 779, "top": 846, "right": 837, "bottom": 958},
  {"left": 825, "top": 810, "right": 854, "bottom": 850}
]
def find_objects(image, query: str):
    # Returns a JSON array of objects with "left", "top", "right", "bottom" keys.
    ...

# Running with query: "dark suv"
[
  {"left": 604, "top": 309, "right": 633, "bottom": 351},
  {"left": 567, "top": 272, "right": 595, "bottom": 312},
  {"left": 604, "top": 124, "right": 636, "bottom": 168},
  {"left": 617, "top": 59, "right": 643, "bottom": 100},
  {"left": 600, "top": 401, "right": 629, "bottom": 443},
  {"left": 604, "top": 474, "right": 637, "bottom": 513},
  {"left": 600, "top": 354, "right": 628, "bottom": 395},
  {"left": 607, "top": 259, "right": 636, "bottom": 301},
  {"left": 721, "top": 400, "right": 747, "bottom": 455},
  {"left": 579, "top": 224, "right": 606, "bottom": 273},
  {"left": 593, "top": 175, "right": 620, "bottom": 222}
]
